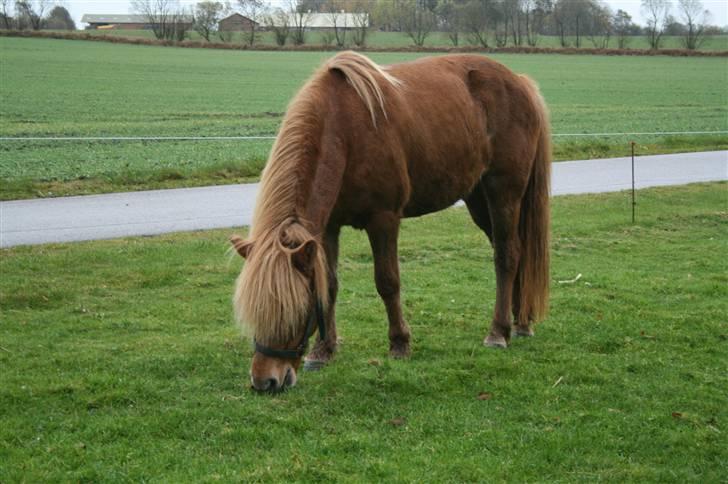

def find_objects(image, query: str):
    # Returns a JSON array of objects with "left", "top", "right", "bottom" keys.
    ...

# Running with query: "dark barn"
[{"left": 218, "top": 13, "right": 258, "bottom": 32}]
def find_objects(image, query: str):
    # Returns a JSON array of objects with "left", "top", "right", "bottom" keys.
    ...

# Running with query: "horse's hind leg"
[
  {"left": 466, "top": 180, "right": 517, "bottom": 345},
  {"left": 482, "top": 174, "right": 527, "bottom": 348},
  {"left": 464, "top": 179, "right": 494, "bottom": 244},
  {"left": 366, "top": 212, "right": 411, "bottom": 358},
  {"left": 512, "top": 277, "right": 534, "bottom": 337},
  {"left": 304, "top": 225, "right": 341, "bottom": 371}
]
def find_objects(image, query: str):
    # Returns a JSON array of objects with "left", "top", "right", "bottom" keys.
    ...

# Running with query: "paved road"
[{"left": 1, "top": 151, "right": 726, "bottom": 248}]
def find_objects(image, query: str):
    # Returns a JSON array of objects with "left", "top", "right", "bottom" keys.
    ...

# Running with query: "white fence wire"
[{"left": 0, "top": 130, "right": 727, "bottom": 142}]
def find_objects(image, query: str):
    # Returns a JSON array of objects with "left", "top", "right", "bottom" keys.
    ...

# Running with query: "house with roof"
[
  {"left": 285, "top": 12, "right": 369, "bottom": 30},
  {"left": 217, "top": 12, "right": 368, "bottom": 31},
  {"left": 218, "top": 13, "right": 259, "bottom": 32},
  {"left": 82, "top": 14, "right": 193, "bottom": 30}
]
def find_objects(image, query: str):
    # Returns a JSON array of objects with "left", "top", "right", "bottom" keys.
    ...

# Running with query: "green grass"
[
  {"left": 1, "top": 182, "right": 726, "bottom": 481},
  {"left": 1, "top": 36, "right": 726, "bottom": 200}
]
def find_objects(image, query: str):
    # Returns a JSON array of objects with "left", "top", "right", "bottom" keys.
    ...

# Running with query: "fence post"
[{"left": 631, "top": 141, "right": 636, "bottom": 224}]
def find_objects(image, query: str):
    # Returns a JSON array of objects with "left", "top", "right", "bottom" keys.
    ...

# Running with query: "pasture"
[
  {"left": 1, "top": 182, "right": 726, "bottom": 481},
  {"left": 1, "top": 36, "right": 727, "bottom": 199}
]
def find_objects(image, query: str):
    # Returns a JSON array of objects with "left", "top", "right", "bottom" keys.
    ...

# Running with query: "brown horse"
[{"left": 231, "top": 51, "right": 551, "bottom": 392}]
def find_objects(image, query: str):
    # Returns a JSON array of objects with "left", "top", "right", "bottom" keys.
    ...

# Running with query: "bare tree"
[
  {"left": 288, "top": 0, "right": 312, "bottom": 45},
  {"left": 132, "top": 0, "right": 190, "bottom": 41},
  {"left": 493, "top": 2, "right": 510, "bottom": 47},
  {"left": 400, "top": 0, "right": 436, "bottom": 47},
  {"left": 351, "top": 10, "right": 369, "bottom": 47},
  {"left": 612, "top": 9, "right": 635, "bottom": 48},
  {"left": 461, "top": 0, "right": 491, "bottom": 48},
  {"left": 572, "top": 0, "right": 591, "bottom": 48},
  {"left": 677, "top": 0, "right": 709, "bottom": 49},
  {"left": 523, "top": 0, "right": 549, "bottom": 46},
  {"left": 172, "top": 8, "right": 192, "bottom": 40},
  {"left": 436, "top": 0, "right": 463, "bottom": 46},
  {"left": 218, "top": 27, "right": 233, "bottom": 41},
  {"left": 502, "top": 0, "right": 524, "bottom": 46},
  {"left": 642, "top": 0, "right": 671, "bottom": 49},
  {"left": 132, "top": 0, "right": 169, "bottom": 39},
  {"left": 320, "top": 27, "right": 334, "bottom": 45},
  {"left": 325, "top": 2, "right": 348, "bottom": 48},
  {"left": 265, "top": 7, "right": 290, "bottom": 45},
  {"left": 194, "top": 1, "right": 228, "bottom": 41},
  {"left": 586, "top": 1, "right": 612, "bottom": 48},
  {"left": 238, "top": 0, "right": 265, "bottom": 46},
  {"left": 15, "top": 0, "right": 53, "bottom": 30},
  {"left": 1, "top": 0, "right": 13, "bottom": 29},
  {"left": 371, "top": 0, "right": 403, "bottom": 32},
  {"left": 550, "top": 0, "right": 569, "bottom": 46},
  {"left": 551, "top": 0, "right": 595, "bottom": 48}
]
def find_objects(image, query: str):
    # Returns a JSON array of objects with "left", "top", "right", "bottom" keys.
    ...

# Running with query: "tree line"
[
  {"left": 1, "top": 1, "right": 75, "bottom": 30},
  {"left": 370, "top": 0, "right": 720, "bottom": 50},
  {"left": 139, "top": 0, "right": 725, "bottom": 50},
  {"left": 1, "top": 0, "right": 723, "bottom": 51}
]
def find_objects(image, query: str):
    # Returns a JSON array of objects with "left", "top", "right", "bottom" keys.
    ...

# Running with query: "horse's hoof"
[
  {"left": 484, "top": 335, "right": 508, "bottom": 348},
  {"left": 303, "top": 359, "right": 327, "bottom": 372},
  {"left": 514, "top": 327, "right": 534, "bottom": 337},
  {"left": 389, "top": 344, "right": 411, "bottom": 359}
]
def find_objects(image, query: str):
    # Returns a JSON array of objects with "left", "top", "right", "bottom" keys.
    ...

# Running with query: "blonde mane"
[
  {"left": 326, "top": 50, "right": 402, "bottom": 127},
  {"left": 233, "top": 52, "right": 399, "bottom": 344},
  {"left": 232, "top": 74, "right": 325, "bottom": 343}
]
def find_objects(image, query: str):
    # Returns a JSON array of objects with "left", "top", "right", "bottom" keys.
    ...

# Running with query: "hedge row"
[{"left": 2, "top": 29, "right": 727, "bottom": 57}]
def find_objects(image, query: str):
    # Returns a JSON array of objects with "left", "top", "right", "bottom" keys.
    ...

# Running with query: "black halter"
[{"left": 254, "top": 300, "right": 325, "bottom": 359}]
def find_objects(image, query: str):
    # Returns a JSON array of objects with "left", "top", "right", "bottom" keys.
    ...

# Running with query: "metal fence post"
[{"left": 631, "top": 141, "right": 636, "bottom": 224}]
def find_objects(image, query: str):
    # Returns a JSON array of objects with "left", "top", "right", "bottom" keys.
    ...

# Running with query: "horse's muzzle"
[{"left": 251, "top": 368, "right": 296, "bottom": 393}]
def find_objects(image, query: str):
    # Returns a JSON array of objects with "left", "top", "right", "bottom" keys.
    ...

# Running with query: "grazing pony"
[{"left": 231, "top": 51, "right": 551, "bottom": 392}]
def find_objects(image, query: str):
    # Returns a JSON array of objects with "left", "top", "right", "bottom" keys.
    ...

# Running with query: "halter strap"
[{"left": 254, "top": 300, "right": 325, "bottom": 359}]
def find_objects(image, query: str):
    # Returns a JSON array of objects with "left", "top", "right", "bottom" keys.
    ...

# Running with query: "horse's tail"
[
  {"left": 517, "top": 76, "right": 551, "bottom": 325},
  {"left": 325, "top": 51, "right": 401, "bottom": 128}
]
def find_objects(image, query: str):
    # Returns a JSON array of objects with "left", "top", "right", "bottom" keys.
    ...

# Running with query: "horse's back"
[{"left": 330, "top": 54, "right": 542, "bottom": 223}]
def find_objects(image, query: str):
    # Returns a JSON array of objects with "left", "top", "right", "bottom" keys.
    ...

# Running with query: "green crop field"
[
  {"left": 1, "top": 36, "right": 726, "bottom": 199},
  {"left": 1, "top": 182, "right": 726, "bottom": 481}
]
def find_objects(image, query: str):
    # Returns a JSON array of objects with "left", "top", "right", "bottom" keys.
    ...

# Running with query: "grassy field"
[
  {"left": 83, "top": 28, "right": 728, "bottom": 51},
  {"left": 1, "top": 36, "right": 726, "bottom": 199},
  {"left": 0, "top": 182, "right": 726, "bottom": 481}
]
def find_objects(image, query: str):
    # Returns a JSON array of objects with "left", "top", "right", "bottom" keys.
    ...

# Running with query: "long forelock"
[{"left": 233, "top": 220, "right": 328, "bottom": 345}]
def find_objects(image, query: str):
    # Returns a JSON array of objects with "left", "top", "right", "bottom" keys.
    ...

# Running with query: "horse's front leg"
[
  {"left": 304, "top": 225, "right": 341, "bottom": 371},
  {"left": 366, "top": 212, "right": 411, "bottom": 358}
]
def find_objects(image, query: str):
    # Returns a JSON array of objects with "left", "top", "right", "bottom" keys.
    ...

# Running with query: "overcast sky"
[{"left": 59, "top": 0, "right": 728, "bottom": 30}]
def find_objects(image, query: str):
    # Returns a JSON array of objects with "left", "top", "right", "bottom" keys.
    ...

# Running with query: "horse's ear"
[
  {"left": 230, "top": 235, "right": 253, "bottom": 259},
  {"left": 291, "top": 239, "right": 317, "bottom": 276}
]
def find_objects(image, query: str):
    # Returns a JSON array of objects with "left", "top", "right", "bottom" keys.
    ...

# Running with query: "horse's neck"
[
  {"left": 262, "top": 78, "right": 345, "bottom": 236},
  {"left": 299, "top": 132, "right": 346, "bottom": 234}
]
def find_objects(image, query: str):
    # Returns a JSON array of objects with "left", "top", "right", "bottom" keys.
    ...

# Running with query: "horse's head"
[{"left": 230, "top": 221, "right": 327, "bottom": 393}]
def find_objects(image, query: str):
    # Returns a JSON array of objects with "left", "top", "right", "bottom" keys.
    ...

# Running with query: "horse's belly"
[
  {"left": 398, "top": 96, "right": 489, "bottom": 217},
  {"left": 403, "top": 156, "right": 486, "bottom": 217}
]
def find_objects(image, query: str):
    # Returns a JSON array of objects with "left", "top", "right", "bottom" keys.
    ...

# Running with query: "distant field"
[
  {"left": 1, "top": 182, "right": 726, "bottom": 481},
  {"left": 0, "top": 36, "right": 726, "bottom": 199},
  {"left": 82, "top": 28, "right": 728, "bottom": 51}
]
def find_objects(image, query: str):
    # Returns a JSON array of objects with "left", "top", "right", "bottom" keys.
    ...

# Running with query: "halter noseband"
[{"left": 254, "top": 300, "right": 325, "bottom": 359}]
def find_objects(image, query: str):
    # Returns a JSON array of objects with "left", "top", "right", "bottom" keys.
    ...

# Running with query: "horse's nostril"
[{"left": 252, "top": 376, "right": 279, "bottom": 392}]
